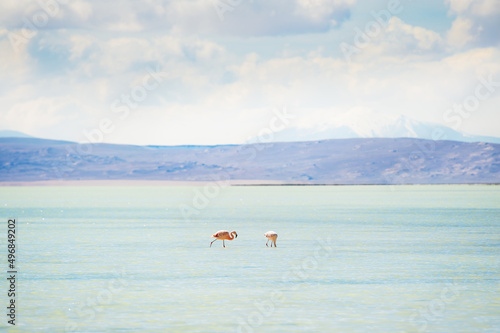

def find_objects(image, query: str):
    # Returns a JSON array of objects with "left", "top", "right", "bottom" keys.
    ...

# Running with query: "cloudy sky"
[{"left": 0, "top": 0, "right": 499, "bottom": 145}]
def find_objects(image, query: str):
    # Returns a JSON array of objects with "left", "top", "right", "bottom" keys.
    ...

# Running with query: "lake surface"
[{"left": 0, "top": 185, "right": 499, "bottom": 332}]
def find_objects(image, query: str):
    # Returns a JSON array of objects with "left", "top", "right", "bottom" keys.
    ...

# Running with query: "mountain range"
[
  {"left": 0, "top": 136, "right": 498, "bottom": 184},
  {"left": 257, "top": 115, "right": 500, "bottom": 144}
]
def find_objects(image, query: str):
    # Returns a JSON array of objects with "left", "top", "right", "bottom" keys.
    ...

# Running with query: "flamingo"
[
  {"left": 210, "top": 230, "right": 238, "bottom": 247},
  {"left": 265, "top": 231, "right": 278, "bottom": 247}
]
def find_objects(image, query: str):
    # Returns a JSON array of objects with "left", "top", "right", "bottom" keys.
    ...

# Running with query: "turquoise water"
[{"left": 0, "top": 185, "right": 499, "bottom": 332}]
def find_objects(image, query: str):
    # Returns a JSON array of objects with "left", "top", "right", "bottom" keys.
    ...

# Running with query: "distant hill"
[
  {"left": 0, "top": 130, "right": 34, "bottom": 138},
  {"left": 0, "top": 137, "right": 499, "bottom": 184}
]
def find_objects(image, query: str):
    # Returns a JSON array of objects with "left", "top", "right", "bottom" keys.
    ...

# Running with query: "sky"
[{"left": 0, "top": 0, "right": 499, "bottom": 145}]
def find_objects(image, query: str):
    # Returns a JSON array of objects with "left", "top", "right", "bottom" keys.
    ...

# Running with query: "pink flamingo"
[
  {"left": 210, "top": 230, "right": 238, "bottom": 247},
  {"left": 265, "top": 231, "right": 278, "bottom": 247}
]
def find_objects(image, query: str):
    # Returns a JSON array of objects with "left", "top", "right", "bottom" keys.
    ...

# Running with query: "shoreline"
[
  {"left": 0, "top": 180, "right": 291, "bottom": 187},
  {"left": 0, "top": 180, "right": 498, "bottom": 187}
]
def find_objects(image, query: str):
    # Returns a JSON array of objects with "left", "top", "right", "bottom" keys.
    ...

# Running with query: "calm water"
[{"left": 0, "top": 185, "right": 499, "bottom": 332}]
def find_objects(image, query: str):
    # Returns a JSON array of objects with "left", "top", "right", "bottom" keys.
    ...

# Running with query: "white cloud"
[
  {"left": 1, "top": 95, "right": 80, "bottom": 137},
  {"left": 68, "top": 0, "right": 93, "bottom": 21},
  {"left": 445, "top": 0, "right": 500, "bottom": 48},
  {"left": 0, "top": 0, "right": 356, "bottom": 37},
  {"left": 382, "top": 17, "right": 444, "bottom": 52},
  {"left": 163, "top": 0, "right": 357, "bottom": 36},
  {"left": 446, "top": 0, "right": 500, "bottom": 16},
  {"left": 2, "top": 41, "right": 500, "bottom": 144},
  {"left": 0, "top": 1, "right": 499, "bottom": 145},
  {"left": 68, "top": 34, "right": 94, "bottom": 60},
  {"left": 295, "top": 0, "right": 356, "bottom": 23},
  {"left": 0, "top": 35, "right": 32, "bottom": 84},
  {"left": 62, "top": 32, "right": 227, "bottom": 80},
  {"left": 342, "top": 17, "right": 445, "bottom": 63},
  {"left": 447, "top": 17, "right": 475, "bottom": 48}
]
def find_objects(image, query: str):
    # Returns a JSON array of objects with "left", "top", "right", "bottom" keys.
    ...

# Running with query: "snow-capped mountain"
[{"left": 265, "top": 115, "right": 500, "bottom": 144}]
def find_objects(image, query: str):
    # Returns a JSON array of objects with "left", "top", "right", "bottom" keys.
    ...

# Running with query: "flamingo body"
[
  {"left": 265, "top": 231, "right": 278, "bottom": 247},
  {"left": 210, "top": 230, "right": 238, "bottom": 247}
]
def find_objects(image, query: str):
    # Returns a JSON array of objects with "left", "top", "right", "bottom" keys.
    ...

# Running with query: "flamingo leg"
[
  {"left": 274, "top": 240, "right": 277, "bottom": 247},
  {"left": 210, "top": 239, "right": 217, "bottom": 247},
  {"left": 223, "top": 240, "right": 225, "bottom": 247},
  {"left": 266, "top": 239, "right": 269, "bottom": 247}
]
